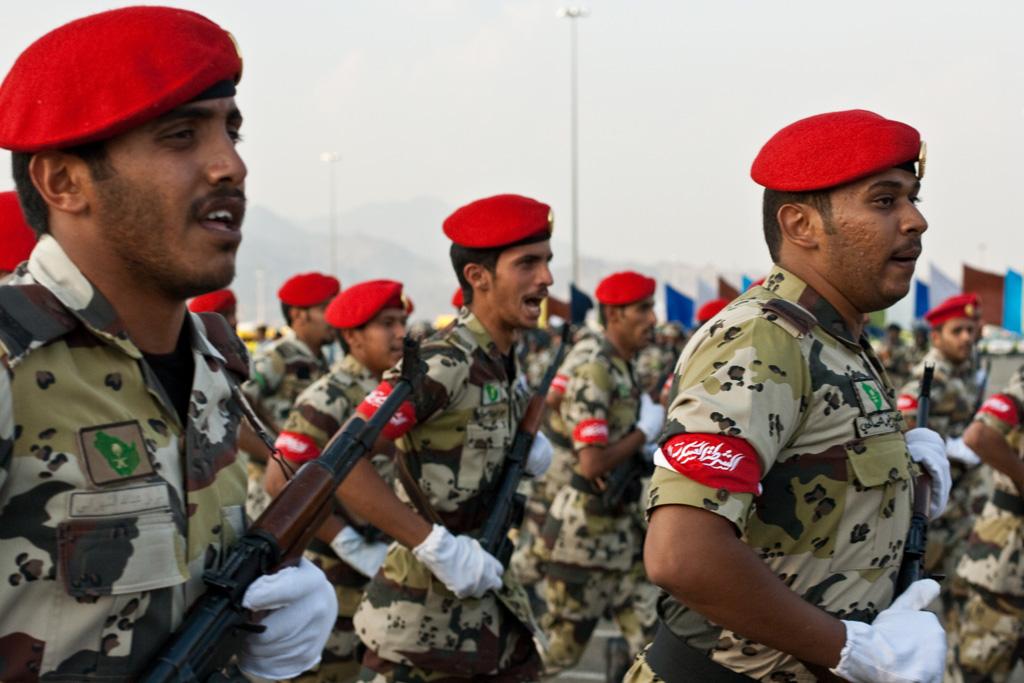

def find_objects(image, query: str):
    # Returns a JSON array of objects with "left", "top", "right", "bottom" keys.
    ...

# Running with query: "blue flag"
[
  {"left": 1004, "top": 269, "right": 1022, "bottom": 333},
  {"left": 665, "top": 284, "right": 694, "bottom": 328},
  {"left": 570, "top": 284, "right": 593, "bottom": 326},
  {"left": 741, "top": 275, "right": 753, "bottom": 292},
  {"left": 914, "top": 279, "right": 930, "bottom": 320}
]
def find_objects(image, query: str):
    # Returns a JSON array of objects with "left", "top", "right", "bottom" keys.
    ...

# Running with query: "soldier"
[
  {"left": 323, "top": 194, "right": 557, "bottom": 681},
  {"left": 240, "top": 271, "right": 339, "bottom": 518},
  {"left": 188, "top": 288, "right": 239, "bottom": 328},
  {"left": 266, "top": 279, "right": 409, "bottom": 683},
  {"left": 538, "top": 271, "right": 665, "bottom": 676},
  {"left": 897, "top": 293, "right": 985, "bottom": 667},
  {"left": 510, "top": 324, "right": 602, "bottom": 609},
  {"left": 0, "top": 7, "right": 334, "bottom": 680},
  {"left": 956, "top": 367, "right": 1024, "bottom": 681},
  {"left": 626, "top": 110, "right": 951, "bottom": 683},
  {"left": 0, "top": 191, "right": 35, "bottom": 279}
]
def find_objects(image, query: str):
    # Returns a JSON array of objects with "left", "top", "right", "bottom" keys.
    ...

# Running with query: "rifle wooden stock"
[{"left": 141, "top": 338, "right": 422, "bottom": 683}]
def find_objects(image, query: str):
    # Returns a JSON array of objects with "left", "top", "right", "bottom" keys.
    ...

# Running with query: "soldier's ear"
[
  {"left": 29, "top": 151, "right": 91, "bottom": 219},
  {"left": 776, "top": 202, "right": 820, "bottom": 251},
  {"left": 464, "top": 262, "right": 491, "bottom": 294}
]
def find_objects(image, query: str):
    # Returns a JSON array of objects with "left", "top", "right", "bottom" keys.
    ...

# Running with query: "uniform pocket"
[
  {"left": 57, "top": 509, "right": 187, "bottom": 598},
  {"left": 829, "top": 432, "right": 913, "bottom": 572},
  {"left": 459, "top": 411, "right": 510, "bottom": 491}
]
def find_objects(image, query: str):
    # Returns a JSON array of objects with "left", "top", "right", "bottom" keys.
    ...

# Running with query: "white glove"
[
  {"left": 905, "top": 428, "right": 951, "bottom": 520},
  {"left": 238, "top": 557, "right": 337, "bottom": 680},
  {"left": 636, "top": 394, "right": 666, "bottom": 442},
  {"left": 945, "top": 436, "right": 982, "bottom": 467},
  {"left": 330, "top": 525, "right": 389, "bottom": 578},
  {"left": 412, "top": 524, "right": 503, "bottom": 599},
  {"left": 525, "top": 431, "right": 553, "bottom": 477},
  {"left": 831, "top": 579, "right": 946, "bottom": 683}
]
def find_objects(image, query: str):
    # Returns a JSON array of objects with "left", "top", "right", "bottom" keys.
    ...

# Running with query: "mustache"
[{"left": 190, "top": 186, "right": 246, "bottom": 213}]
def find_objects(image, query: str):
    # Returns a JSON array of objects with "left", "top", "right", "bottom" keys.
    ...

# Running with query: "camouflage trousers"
[
  {"left": 956, "top": 585, "right": 1024, "bottom": 683},
  {"left": 539, "top": 559, "right": 658, "bottom": 676},
  {"left": 510, "top": 448, "right": 577, "bottom": 590},
  {"left": 928, "top": 465, "right": 992, "bottom": 682},
  {"left": 355, "top": 624, "right": 542, "bottom": 683}
]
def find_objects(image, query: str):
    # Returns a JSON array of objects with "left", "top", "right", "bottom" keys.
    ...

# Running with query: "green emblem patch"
[
  {"left": 482, "top": 382, "right": 502, "bottom": 406},
  {"left": 94, "top": 431, "right": 140, "bottom": 476},
  {"left": 79, "top": 420, "right": 153, "bottom": 485},
  {"left": 860, "top": 381, "right": 883, "bottom": 412}
]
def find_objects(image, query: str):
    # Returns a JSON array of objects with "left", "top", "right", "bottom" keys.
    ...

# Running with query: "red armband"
[
  {"left": 550, "top": 373, "right": 569, "bottom": 395},
  {"left": 658, "top": 433, "right": 762, "bottom": 494},
  {"left": 573, "top": 418, "right": 609, "bottom": 445},
  {"left": 661, "top": 375, "right": 673, "bottom": 395},
  {"left": 356, "top": 381, "right": 418, "bottom": 440},
  {"left": 978, "top": 394, "right": 1020, "bottom": 428},
  {"left": 896, "top": 394, "right": 918, "bottom": 412},
  {"left": 275, "top": 431, "right": 321, "bottom": 463}
]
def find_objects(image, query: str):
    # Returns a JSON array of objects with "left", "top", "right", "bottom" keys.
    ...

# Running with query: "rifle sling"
[{"left": 394, "top": 448, "right": 443, "bottom": 525}]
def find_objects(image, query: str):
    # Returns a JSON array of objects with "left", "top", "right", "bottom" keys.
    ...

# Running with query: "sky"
[{"left": 1, "top": 0, "right": 1023, "bottom": 283}]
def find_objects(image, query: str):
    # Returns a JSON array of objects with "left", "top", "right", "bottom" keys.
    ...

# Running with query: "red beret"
[
  {"left": 278, "top": 272, "right": 340, "bottom": 308},
  {"left": 595, "top": 271, "right": 656, "bottom": 306},
  {"left": 0, "top": 6, "right": 242, "bottom": 152},
  {"left": 0, "top": 191, "right": 36, "bottom": 271},
  {"left": 404, "top": 294, "right": 415, "bottom": 316},
  {"left": 697, "top": 298, "right": 730, "bottom": 324},
  {"left": 751, "top": 110, "right": 923, "bottom": 192},
  {"left": 325, "top": 280, "right": 405, "bottom": 329},
  {"left": 443, "top": 194, "right": 552, "bottom": 249},
  {"left": 188, "top": 289, "right": 236, "bottom": 314},
  {"left": 452, "top": 288, "right": 465, "bottom": 309},
  {"left": 924, "top": 293, "right": 980, "bottom": 328}
]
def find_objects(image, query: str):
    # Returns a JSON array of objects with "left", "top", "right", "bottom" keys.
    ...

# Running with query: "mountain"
[{"left": 233, "top": 199, "right": 756, "bottom": 325}]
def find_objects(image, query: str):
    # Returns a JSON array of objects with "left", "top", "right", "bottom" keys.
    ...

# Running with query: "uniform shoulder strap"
[
  {"left": 760, "top": 297, "right": 817, "bottom": 339},
  {"left": 195, "top": 311, "right": 251, "bottom": 383},
  {"left": 0, "top": 282, "right": 77, "bottom": 366}
]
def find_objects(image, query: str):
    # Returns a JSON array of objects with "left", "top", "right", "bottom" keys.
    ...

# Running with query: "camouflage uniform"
[
  {"left": 956, "top": 365, "right": 1024, "bottom": 682},
  {"left": 898, "top": 346, "right": 985, "bottom": 675},
  {"left": 627, "top": 266, "right": 914, "bottom": 683},
  {"left": 353, "top": 309, "right": 542, "bottom": 682},
  {"left": 880, "top": 339, "right": 914, "bottom": 389},
  {"left": 0, "top": 236, "right": 249, "bottom": 680},
  {"left": 538, "top": 334, "right": 656, "bottom": 675},
  {"left": 634, "top": 343, "right": 666, "bottom": 397},
  {"left": 278, "top": 353, "right": 387, "bottom": 683},
  {"left": 510, "top": 332, "right": 600, "bottom": 590},
  {"left": 242, "top": 334, "right": 327, "bottom": 519}
]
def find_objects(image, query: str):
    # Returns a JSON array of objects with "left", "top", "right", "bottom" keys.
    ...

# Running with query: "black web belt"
[
  {"left": 992, "top": 489, "right": 1024, "bottom": 516},
  {"left": 646, "top": 622, "right": 754, "bottom": 683}
]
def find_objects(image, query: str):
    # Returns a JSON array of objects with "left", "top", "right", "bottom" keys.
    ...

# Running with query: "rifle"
[
  {"left": 895, "top": 362, "right": 934, "bottom": 594},
  {"left": 479, "top": 323, "right": 571, "bottom": 566},
  {"left": 600, "top": 450, "right": 653, "bottom": 511},
  {"left": 142, "top": 338, "right": 422, "bottom": 683},
  {"left": 973, "top": 355, "right": 992, "bottom": 415}
]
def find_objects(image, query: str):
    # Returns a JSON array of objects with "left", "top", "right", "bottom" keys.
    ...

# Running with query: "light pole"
[
  {"left": 320, "top": 151, "right": 340, "bottom": 276},
  {"left": 558, "top": 6, "right": 587, "bottom": 285}
]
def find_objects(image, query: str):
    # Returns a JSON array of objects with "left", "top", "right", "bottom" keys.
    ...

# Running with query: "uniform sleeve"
[
  {"left": 563, "top": 359, "right": 614, "bottom": 450},
  {"left": 975, "top": 366, "right": 1024, "bottom": 439},
  {"left": 275, "top": 378, "right": 351, "bottom": 463},
  {"left": 651, "top": 314, "right": 808, "bottom": 531},
  {"left": 356, "top": 342, "right": 467, "bottom": 440}
]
